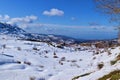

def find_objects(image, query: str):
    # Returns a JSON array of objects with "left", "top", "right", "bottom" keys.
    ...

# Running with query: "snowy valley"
[{"left": 0, "top": 23, "right": 120, "bottom": 80}]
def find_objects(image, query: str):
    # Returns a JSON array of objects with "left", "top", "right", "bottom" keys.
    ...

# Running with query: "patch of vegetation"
[
  {"left": 98, "top": 70, "right": 120, "bottom": 80},
  {"left": 111, "top": 47, "right": 115, "bottom": 49},
  {"left": 72, "top": 72, "right": 91, "bottom": 80},
  {"left": 24, "top": 61, "right": 31, "bottom": 65},
  {"left": 53, "top": 52, "right": 58, "bottom": 58},
  {"left": 33, "top": 47, "right": 38, "bottom": 51},
  {"left": 107, "top": 50, "right": 112, "bottom": 55},
  {"left": 17, "top": 47, "right": 21, "bottom": 51},
  {"left": 71, "top": 60, "right": 77, "bottom": 63},
  {"left": 110, "top": 54, "right": 120, "bottom": 65},
  {"left": 117, "top": 54, "right": 120, "bottom": 60},
  {"left": 61, "top": 57, "right": 66, "bottom": 61},
  {"left": 56, "top": 45, "right": 64, "bottom": 49},
  {"left": 110, "top": 60, "right": 118, "bottom": 65},
  {"left": 29, "top": 77, "right": 35, "bottom": 80},
  {"left": 53, "top": 55, "right": 58, "bottom": 58},
  {"left": 97, "top": 63, "right": 104, "bottom": 69},
  {"left": 39, "top": 65, "right": 44, "bottom": 68}
]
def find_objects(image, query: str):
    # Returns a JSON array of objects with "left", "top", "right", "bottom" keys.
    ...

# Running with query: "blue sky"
[{"left": 0, "top": 0, "right": 117, "bottom": 39}]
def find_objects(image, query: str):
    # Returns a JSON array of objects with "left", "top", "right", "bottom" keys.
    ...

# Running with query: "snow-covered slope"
[{"left": 0, "top": 34, "right": 120, "bottom": 80}]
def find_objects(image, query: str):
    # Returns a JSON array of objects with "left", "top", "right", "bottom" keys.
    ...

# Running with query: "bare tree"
[{"left": 94, "top": 0, "right": 120, "bottom": 44}]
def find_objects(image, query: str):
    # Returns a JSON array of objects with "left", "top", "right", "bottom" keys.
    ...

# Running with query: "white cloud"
[
  {"left": 43, "top": 8, "right": 64, "bottom": 16},
  {"left": 4, "top": 15, "right": 10, "bottom": 20},
  {"left": 0, "top": 15, "right": 38, "bottom": 28},
  {"left": 90, "top": 26, "right": 107, "bottom": 30},
  {"left": 7, "top": 15, "right": 38, "bottom": 24},
  {"left": 20, "top": 23, "right": 59, "bottom": 29},
  {"left": 0, "top": 14, "right": 112, "bottom": 32},
  {"left": 0, "top": 15, "right": 10, "bottom": 21}
]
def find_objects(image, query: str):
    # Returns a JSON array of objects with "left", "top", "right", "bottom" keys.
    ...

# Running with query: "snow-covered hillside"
[{"left": 0, "top": 34, "right": 120, "bottom": 80}]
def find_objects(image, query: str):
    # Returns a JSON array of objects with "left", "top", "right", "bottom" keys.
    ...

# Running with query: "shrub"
[
  {"left": 59, "top": 61, "right": 63, "bottom": 65},
  {"left": 71, "top": 60, "right": 77, "bottom": 63},
  {"left": 93, "top": 57, "right": 96, "bottom": 60},
  {"left": 95, "top": 51, "right": 99, "bottom": 55},
  {"left": 17, "top": 47, "right": 21, "bottom": 51},
  {"left": 72, "top": 72, "right": 91, "bottom": 80},
  {"left": 53, "top": 52, "right": 58, "bottom": 58},
  {"left": 2, "top": 44, "right": 6, "bottom": 48},
  {"left": 44, "top": 56, "right": 48, "bottom": 58},
  {"left": 56, "top": 44, "right": 64, "bottom": 49},
  {"left": 110, "top": 54, "right": 120, "bottom": 65},
  {"left": 79, "top": 59, "right": 82, "bottom": 61},
  {"left": 107, "top": 50, "right": 112, "bottom": 55},
  {"left": 110, "top": 60, "right": 118, "bottom": 65},
  {"left": 117, "top": 54, "right": 120, "bottom": 60},
  {"left": 39, "top": 65, "right": 44, "bottom": 68},
  {"left": 16, "top": 61, "right": 21, "bottom": 64},
  {"left": 30, "top": 77, "right": 35, "bottom": 80},
  {"left": 53, "top": 55, "right": 58, "bottom": 58},
  {"left": 24, "top": 61, "right": 31, "bottom": 65},
  {"left": 33, "top": 47, "right": 38, "bottom": 50},
  {"left": 61, "top": 57, "right": 66, "bottom": 61},
  {"left": 111, "top": 47, "right": 115, "bottom": 49},
  {"left": 97, "top": 63, "right": 104, "bottom": 69}
]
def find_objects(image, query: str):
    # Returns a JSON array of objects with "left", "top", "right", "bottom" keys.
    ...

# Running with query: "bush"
[
  {"left": 97, "top": 63, "right": 104, "bottom": 69},
  {"left": 110, "top": 54, "right": 120, "bottom": 65},
  {"left": 53, "top": 52, "right": 58, "bottom": 58},
  {"left": 59, "top": 61, "right": 63, "bottom": 65},
  {"left": 71, "top": 60, "right": 77, "bottom": 63},
  {"left": 17, "top": 47, "right": 21, "bottom": 51},
  {"left": 110, "top": 60, "right": 118, "bottom": 65},
  {"left": 107, "top": 50, "right": 112, "bottom": 55},
  {"left": 61, "top": 57, "right": 66, "bottom": 61},
  {"left": 16, "top": 61, "right": 21, "bottom": 64},
  {"left": 39, "top": 65, "right": 44, "bottom": 68},
  {"left": 33, "top": 47, "right": 38, "bottom": 50},
  {"left": 56, "top": 44, "right": 64, "bottom": 49},
  {"left": 29, "top": 77, "right": 35, "bottom": 80},
  {"left": 2, "top": 44, "right": 6, "bottom": 48},
  {"left": 53, "top": 55, "right": 58, "bottom": 58},
  {"left": 24, "top": 61, "right": 31, "bottom": 65},
  {"left": 72, "top": 72, "right": 91, "bottom": 80},
  {"left": 117, "top": 54, "right": 120, "bottom": 60}
]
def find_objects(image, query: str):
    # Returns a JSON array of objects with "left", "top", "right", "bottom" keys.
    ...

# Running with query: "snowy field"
[{"left": 0, "top": 35, "right": 120, "bottom": 80}]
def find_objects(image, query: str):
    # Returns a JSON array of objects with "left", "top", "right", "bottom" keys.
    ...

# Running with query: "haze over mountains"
[{"left": 0, "top": 22, "right": 79, "bottom": 44}]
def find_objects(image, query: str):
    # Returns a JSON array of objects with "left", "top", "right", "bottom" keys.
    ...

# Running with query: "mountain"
[
  {"left": 0, "top": 22, "right": 34, "bottom": 39},
  {"left": 0, "top": 22, "right": 76, "bottom": 45},
  {"left": 0, "top": 22, "right": 25, "bottom": 34}
]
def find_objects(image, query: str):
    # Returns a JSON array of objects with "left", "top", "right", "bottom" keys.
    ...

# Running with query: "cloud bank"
[
  {"left": 0, "top": 14, "right": 114, "bottom": 33},
  {"left": 0, "top": 15, "right": 38, "bottom": 28}
]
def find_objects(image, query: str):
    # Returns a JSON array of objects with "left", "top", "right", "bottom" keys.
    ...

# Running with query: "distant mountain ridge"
[
  {"left": 0, "top": 22, "right": 117, "bottom": 45},
  {"left": 0, "top": 22, "right": 25, "bottom": 34},
  {"left": 0, "top": 22, "right": 77, "bottom": 44}
]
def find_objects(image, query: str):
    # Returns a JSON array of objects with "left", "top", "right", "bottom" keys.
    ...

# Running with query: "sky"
[{"left": 0, "top": 0, "right": 118, "bottom": 40}]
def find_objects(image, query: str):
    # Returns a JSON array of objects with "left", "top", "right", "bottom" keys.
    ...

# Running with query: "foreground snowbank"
[{"left": 0, "top": 35, "right": 120, "bottom": 80}]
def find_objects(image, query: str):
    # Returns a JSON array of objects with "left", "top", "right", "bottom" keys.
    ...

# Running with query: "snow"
[{"left": 0, "top": 35, "right": 120, "bottom": 80}]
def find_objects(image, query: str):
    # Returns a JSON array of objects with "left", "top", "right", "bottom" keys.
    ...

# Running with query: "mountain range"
[{"left": 0, "top": 22, "right": 77, "bottom": 44}]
